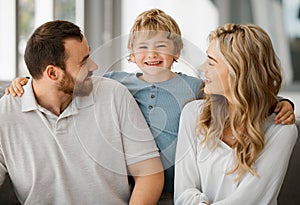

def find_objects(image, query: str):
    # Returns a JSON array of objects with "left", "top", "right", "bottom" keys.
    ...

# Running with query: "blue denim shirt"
[{"left": 104, "top": 71, "right": 203, "bottom": 192}]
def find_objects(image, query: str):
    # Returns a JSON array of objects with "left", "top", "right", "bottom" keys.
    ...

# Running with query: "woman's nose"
[{"left": 199, "top": 63, "right": 208, "bottom": 80}]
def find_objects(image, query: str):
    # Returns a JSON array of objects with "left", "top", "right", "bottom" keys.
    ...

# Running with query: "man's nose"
[{"left": 88, "top": 58, "right": 98, "bottom": 71}]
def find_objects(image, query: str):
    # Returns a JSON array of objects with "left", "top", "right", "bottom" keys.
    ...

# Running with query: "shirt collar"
[{"left": 21, "top": 78, "right": 39, "bottom": 112}]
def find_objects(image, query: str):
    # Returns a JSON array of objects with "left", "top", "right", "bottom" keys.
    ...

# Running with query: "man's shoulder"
[
  {"left": 0, "top": 93, "right": 20, "bottom": 108},
  {"left": 0, "top": 94, "right": 22, "bottom": 125},
  {"left": 93, "top": 75, "right": 126, "bottom": 86},
  {"left": 92, "top": 76, "right": 130, "bottom": 94}
]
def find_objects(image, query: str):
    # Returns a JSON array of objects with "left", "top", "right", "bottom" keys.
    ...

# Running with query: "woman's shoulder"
[
  {"left": 182, "top": 99, "right": 205, "bottom": 117},
  {"left": 264, "top": 115, "right": 298, "bottom": 146}
]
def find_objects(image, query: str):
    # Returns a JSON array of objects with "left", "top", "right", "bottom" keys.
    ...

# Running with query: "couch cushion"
[{"left": 278, "top": 119, "right": 300, "bottom": 204}]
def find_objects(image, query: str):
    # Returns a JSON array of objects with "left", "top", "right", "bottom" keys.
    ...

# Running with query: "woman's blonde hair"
[
  {"left": 197, "top": 23, "right": 282, "bottom": 181},
  {"left": 127, "top": 8, "right": 183, "bottom": 56}
]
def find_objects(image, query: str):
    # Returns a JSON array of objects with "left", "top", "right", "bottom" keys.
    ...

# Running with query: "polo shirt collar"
[{"left": 21, "top": 78, "right": 39, "bottom": 112}]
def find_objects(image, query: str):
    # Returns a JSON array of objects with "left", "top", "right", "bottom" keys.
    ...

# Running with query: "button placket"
[{"left": 149, "top": 84, "right": 157, "bottom": 110}]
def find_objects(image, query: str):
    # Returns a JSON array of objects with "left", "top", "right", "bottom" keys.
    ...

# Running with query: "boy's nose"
[{"left": 147, "top": 49, "right": 158, "bottom": 58}]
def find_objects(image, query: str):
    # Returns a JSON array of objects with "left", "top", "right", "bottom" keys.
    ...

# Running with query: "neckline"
[{"left": 135, "top": 72, "right": 182, "bottom": 85}]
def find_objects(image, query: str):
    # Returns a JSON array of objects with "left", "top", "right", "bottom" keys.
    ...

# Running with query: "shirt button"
[
  {"left": 151, "top": 94, "right": 155, "bottom": 98},
  {"left": 151, "top": 85, "right": 156, "bottom": 89},
  {"left": 149, "top": 105, "right": 153, "bottom": 109}
]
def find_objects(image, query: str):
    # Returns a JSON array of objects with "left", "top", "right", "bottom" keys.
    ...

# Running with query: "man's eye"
[
  {"left": 81, "top": 61, "right": 88, "bottom": 67},
  {"left": 157, "top": 44, "right": 166, "bottom": 48}
]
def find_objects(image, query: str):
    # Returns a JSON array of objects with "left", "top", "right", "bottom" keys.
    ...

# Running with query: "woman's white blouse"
[{"left": 174, "top": 100, "right": 298, "bottom": 205}]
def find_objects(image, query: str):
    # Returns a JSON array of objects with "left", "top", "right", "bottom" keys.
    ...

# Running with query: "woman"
[{"left": 174, "top": 23, "right": 298, "bottom": 205}]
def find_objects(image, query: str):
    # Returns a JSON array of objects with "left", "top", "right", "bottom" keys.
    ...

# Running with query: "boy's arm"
[
  {"left": 128, "top": 158, "right": 164, "bottom": 205},
  {"left": 277, "top": 96, "right": 294, "bottom": 110},
  {"left": 274, "top": 97, "right": 296, "bottom": 124},
  {"left": 5, "top": 77, "right": 29, "bottom": 96}
]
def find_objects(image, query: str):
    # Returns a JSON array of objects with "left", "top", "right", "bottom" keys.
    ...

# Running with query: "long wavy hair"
[{"left": 196, "top": 23, "right": 282, "bottom": 181}]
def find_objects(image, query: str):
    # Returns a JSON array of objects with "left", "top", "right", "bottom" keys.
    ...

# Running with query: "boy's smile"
[
  {"left": 144, "top": 60, "right": 162, "bottom": 66},
  {"left": 130, "top": 31, "right": 179, "bottom": 82}
]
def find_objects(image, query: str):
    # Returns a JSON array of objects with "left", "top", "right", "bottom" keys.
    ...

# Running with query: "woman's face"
[{"left": 200, "top": 39, "right": 231, "bottom": 100}]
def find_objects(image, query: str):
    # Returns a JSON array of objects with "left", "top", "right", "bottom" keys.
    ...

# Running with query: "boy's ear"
[
  {"left": 44, "top": 65, "right": 61, "bottom": 80},
  {"left": 173, "top": 52, "right": 180, "bottom": 62},
  {"left": 129, "top": 53, "right": 136, "bottom": 63}
]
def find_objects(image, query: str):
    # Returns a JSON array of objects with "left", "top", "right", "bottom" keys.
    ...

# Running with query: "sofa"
[
  {"left": 278, "top": 118, "right": 300, "bottom": 205},
  {"left": 0, "top": 88, "right": 299, "bottom": 204}
]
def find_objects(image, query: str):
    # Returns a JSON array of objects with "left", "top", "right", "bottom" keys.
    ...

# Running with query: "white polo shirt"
[{"left": 0, "top": 77, "right": 160, "bottom": 204}]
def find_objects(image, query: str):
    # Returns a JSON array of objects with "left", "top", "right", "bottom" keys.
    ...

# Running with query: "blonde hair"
[
  {"left": 197, "top": 23, "right": 282, "bottom": 181},
  {"left": 127, "top": 8, "right": 183, "bottom": 56}
]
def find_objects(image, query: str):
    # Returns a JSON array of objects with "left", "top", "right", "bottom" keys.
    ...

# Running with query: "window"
[
  {"left": 0, "top": 0, "right": 82, "bottom": 81},
  {"left": 283, "top": 0, "right": 300, "bottom": 82}
]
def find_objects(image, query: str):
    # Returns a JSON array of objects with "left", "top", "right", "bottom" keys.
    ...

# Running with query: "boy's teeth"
[{"left": 147, "top": 61, "right": 160, "bottom": 65}]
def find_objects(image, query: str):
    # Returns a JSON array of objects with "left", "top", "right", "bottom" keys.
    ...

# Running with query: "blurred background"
[{"left": 0, "top": 0, "right": 299, "bottom": 115}]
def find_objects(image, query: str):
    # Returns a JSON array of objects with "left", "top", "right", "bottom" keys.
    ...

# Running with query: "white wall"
[{"left": 0, "top": 0, "right": 16, "bottom": 81}]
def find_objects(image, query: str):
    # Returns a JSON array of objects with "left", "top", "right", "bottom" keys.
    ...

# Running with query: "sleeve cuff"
[{"left": 279, "top": 98, "right": 295, "bottom": 110}]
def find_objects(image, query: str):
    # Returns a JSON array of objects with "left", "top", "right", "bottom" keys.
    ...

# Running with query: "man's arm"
[{"left": 128, "top": 158, "right": 164, "bottom": 205}]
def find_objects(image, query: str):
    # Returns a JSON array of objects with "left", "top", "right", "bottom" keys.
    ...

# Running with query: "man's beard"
[{"left": 58, "top": 71, "right": 93, "bottom": 97}]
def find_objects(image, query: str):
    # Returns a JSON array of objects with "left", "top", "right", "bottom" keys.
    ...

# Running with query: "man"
[{"left": 0, "top": 20, "right": 164, "bottom": 204}]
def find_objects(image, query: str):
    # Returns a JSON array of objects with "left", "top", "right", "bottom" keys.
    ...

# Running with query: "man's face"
[{"left": 59, "top": 37, "right": 98, "bottom": 96}]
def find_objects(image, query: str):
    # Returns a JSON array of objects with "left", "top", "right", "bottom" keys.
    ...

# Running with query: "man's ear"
[{"left": 45, "top": 65, "right": 60, "bottom": 80}]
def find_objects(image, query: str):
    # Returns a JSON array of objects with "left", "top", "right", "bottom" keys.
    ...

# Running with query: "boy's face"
[{"left": 130, "top": 32, "right": 179, "bottom": 76}]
